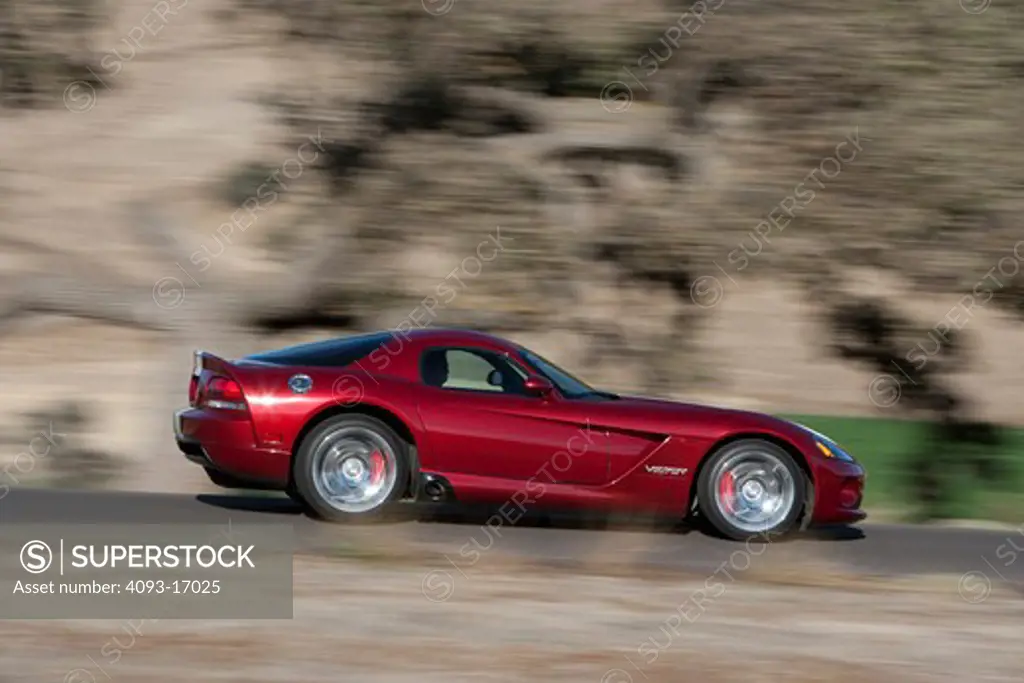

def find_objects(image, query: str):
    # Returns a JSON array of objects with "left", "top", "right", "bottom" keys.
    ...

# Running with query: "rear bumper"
[
  {"left": 810, "top": 457, "right": 867, "bottom": 525},
  {"left": 174, "top": 408, "right": 290, "bottom": 486}
]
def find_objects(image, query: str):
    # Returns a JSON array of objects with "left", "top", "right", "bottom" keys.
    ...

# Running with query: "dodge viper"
[{"left": 174, "top": 329, "right": 865, "bottom": 540}]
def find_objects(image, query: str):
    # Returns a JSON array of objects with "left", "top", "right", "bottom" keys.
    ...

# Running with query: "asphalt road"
[{"left": 1, "top": 488, "right": 1022, "bottom": 587}]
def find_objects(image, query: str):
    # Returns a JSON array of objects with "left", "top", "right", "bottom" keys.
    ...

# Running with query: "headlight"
[
  {"left": 797, "top": 423, "right": 857, "bottom": 462},
  {"left": 814, "top": 439, "right": 856, "bottom": 462}
]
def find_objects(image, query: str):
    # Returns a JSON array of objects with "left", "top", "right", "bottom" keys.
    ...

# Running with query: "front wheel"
[
  {"left": 696, "top": 439, "right": 805, "bottom": 541},
  {"left": 293, "top": 414, "right": 410, "bottom": 522}
]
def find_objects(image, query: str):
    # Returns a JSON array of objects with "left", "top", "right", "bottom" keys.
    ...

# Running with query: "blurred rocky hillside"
[{"left": 1, "top": 0, "right": 1024, "bottom": 491}]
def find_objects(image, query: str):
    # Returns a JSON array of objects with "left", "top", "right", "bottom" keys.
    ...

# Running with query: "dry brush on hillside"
[{"left": 1, "top": 0, "right": 1024, "bottom": 504}]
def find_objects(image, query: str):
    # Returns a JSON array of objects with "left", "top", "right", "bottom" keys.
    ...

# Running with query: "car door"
[{"left": 415, "top": 346, "right": 607, "bottom": 486}]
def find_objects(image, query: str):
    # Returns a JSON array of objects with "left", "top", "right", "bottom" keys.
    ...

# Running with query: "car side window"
[{"left": 420, "top": 348, "right": 528, "bottom": 395}]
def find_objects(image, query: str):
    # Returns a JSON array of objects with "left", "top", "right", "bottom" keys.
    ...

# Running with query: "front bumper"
[
  {"left": 810, "top": 457, "right": 867, "bottom": 525},
  {"left": 174, "top": 407, "right": 290, "bottom": 485}
]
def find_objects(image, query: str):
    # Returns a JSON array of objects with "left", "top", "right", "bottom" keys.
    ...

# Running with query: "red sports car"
[{"left": 174, "top": 329, "right": 865, "bottom": 540}]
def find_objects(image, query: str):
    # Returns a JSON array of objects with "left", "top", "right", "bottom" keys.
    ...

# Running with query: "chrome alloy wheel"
[
  {"left": 709, "top": 447, "right": 797, "bottom": 534},
  {"left": 311, "top": 426, "right": 398, "bottom": 513}
]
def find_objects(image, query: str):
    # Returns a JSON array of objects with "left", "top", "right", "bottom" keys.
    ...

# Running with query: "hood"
[{"left": 588, "top": 394, "right": 809, "bottom": 443}]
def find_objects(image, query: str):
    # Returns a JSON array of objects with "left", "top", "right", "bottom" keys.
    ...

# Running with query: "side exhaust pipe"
[{"left": 419, "top": 474, "right": 453, "bottom": 502}]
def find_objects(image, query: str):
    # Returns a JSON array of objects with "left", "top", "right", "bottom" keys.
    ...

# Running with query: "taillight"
[
  {"left": 203, "top": 376, "right": 247, "bottom": 411},
  {"left": 188, "top": 375, "right": 199, "bottom": 406}
]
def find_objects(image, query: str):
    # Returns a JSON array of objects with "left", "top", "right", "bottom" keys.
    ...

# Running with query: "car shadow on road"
[
  {"left": 418, "top": 503, "right": 692, "bottom": 534},
  {"left": 195, "top": 493, "right": 306, "bottom": 517},
  {"left": 802, "top": 524, "right": 866, "bottom": 541},
  {"left": 196, "top": 494, "right": 866, "bottom": 541}
]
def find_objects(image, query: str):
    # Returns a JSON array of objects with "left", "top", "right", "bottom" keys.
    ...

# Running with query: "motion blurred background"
[
  {"left": 4, "top": 0, "right": 1023, "bottom": 520},
  {"left": 2, "top": 1, "right": 1024, "bottom": 681}
]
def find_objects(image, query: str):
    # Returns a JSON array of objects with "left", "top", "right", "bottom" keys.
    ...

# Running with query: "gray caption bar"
[{"left": 0, "top": 523, "right": 293, "bottom": 619}]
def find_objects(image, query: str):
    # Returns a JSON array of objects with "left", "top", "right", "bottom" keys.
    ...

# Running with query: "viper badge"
[{"left": 644, "top": 465, "right": 688, "bottom": 476}]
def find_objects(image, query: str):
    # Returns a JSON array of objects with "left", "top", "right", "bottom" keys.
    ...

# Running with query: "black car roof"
[{"left": 244, "top": 328, "right": 508, "bottom": 366}]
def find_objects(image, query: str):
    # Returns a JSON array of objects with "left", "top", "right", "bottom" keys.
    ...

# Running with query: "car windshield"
[{"left": 518, "top": 347, "right": 614, "bottom": 399}]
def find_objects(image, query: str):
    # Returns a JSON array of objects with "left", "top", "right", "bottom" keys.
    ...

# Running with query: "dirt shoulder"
[{"left": 2, "top": 556, "right": 1020, "bottom": 683}]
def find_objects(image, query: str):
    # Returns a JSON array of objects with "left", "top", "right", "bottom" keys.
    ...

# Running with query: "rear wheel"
[
  {"left": 293, "top": 414, "right": 410, "bottom": 522},
  {"left": 696, "top": 439, "right": 805, "bottom": 541}
]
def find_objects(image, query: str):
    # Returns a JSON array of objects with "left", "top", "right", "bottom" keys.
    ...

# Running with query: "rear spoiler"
[
  {"left": 192, "top": 350, "right": 237, "bottom": 379},
  {"left": 190, "top": 350, "right": 249, "bottom": 411}
]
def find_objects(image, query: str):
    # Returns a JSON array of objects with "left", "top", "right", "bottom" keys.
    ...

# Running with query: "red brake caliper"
[
  {"left": 719, "top": 471, "right": 736, "bottom": 513},
  {"left": 368, "top": 450, "right": 385, "bottom": 484}
]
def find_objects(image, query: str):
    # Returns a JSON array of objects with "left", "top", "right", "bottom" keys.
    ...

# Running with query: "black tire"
[
  {"left": 696, "top": 439, "right": 806, "bottom": 541},
  {"left": 293, "top": 414, "right": 410, "bottom": 522}
]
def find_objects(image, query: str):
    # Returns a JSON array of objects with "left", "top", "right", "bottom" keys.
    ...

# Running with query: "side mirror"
[{"left": 523, "top": 375, "right": 554, "bottom": 398}]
